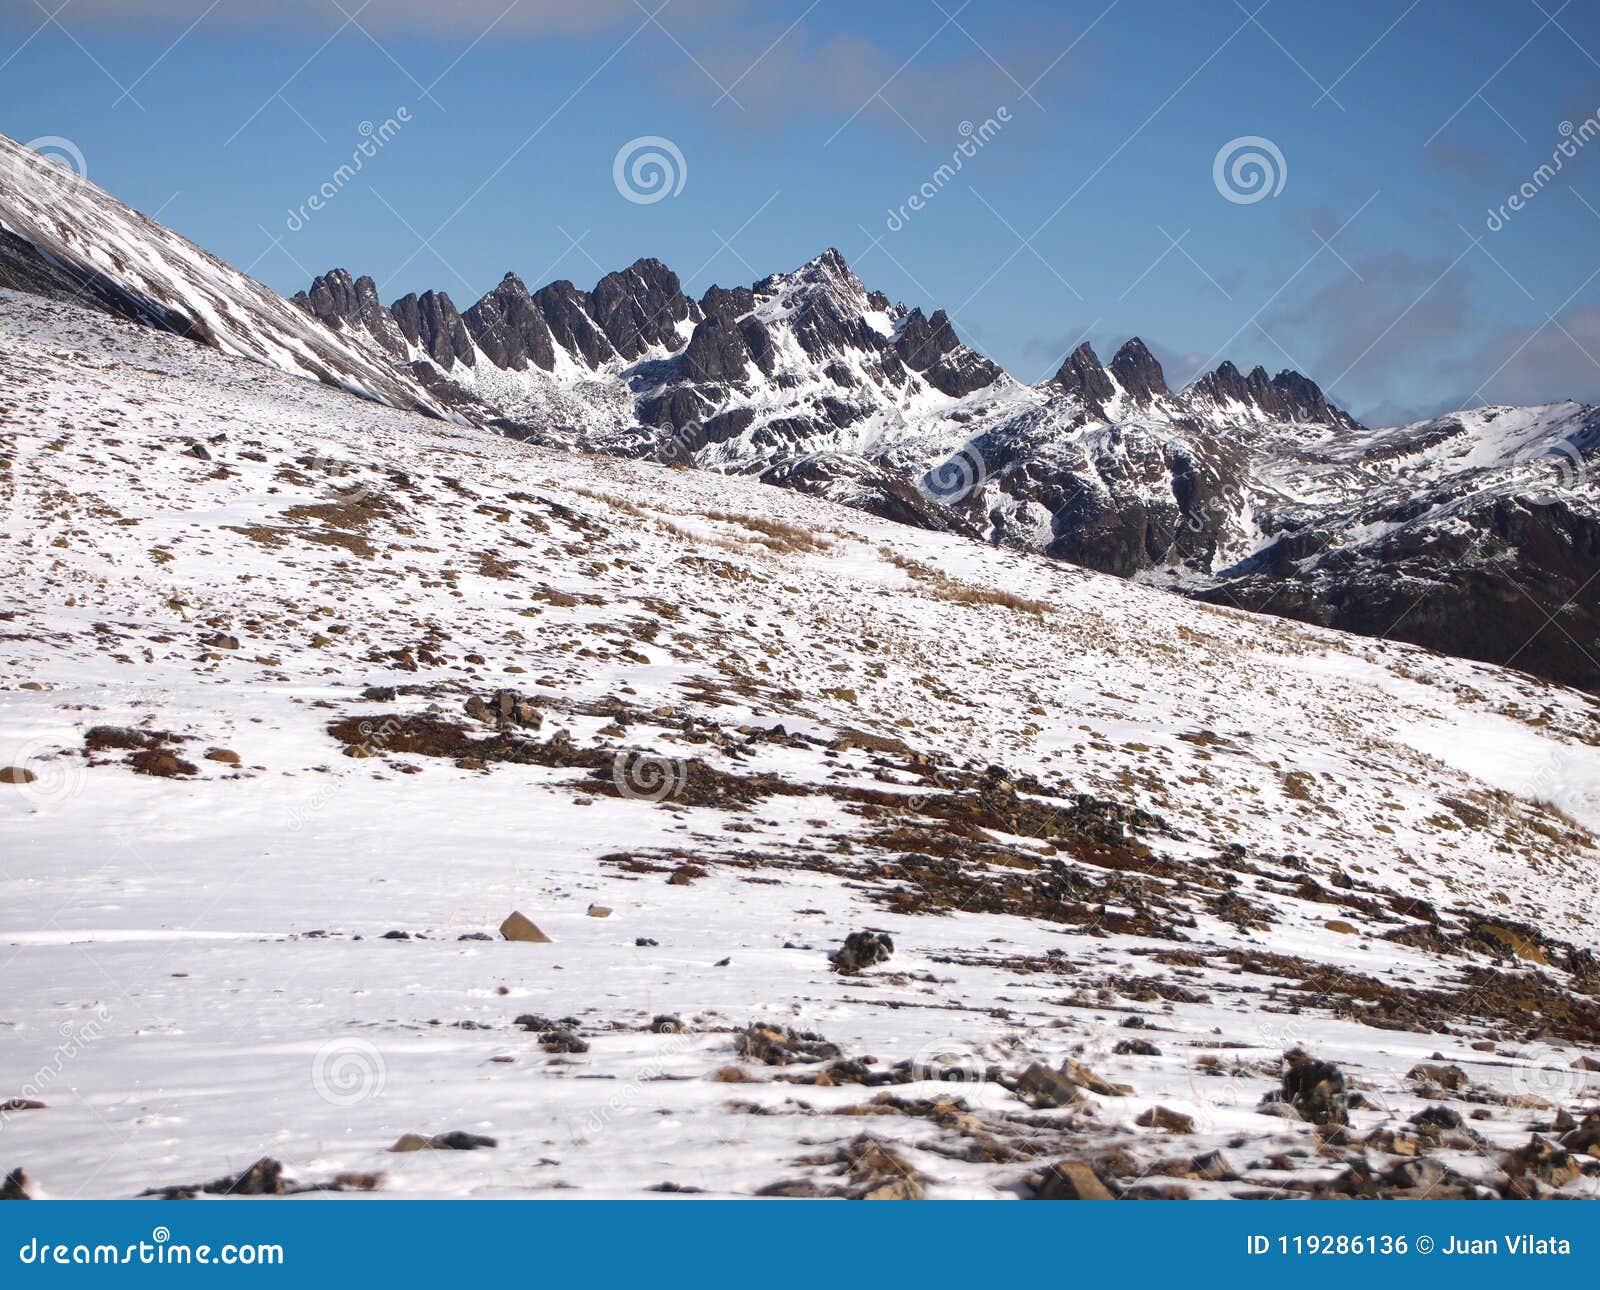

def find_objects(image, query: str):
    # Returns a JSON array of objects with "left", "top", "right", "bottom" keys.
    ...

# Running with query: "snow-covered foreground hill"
[{"left": 2, "top": 291, "right": 1599, "bottom": 1200}]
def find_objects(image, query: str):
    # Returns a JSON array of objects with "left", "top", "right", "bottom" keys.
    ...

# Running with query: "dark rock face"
[
  {"left": 1189, "top": 360, "right": 1355, "bottom": 428},
  {"left": 1052, "top": 342, "right": 1116, "bottom": 409},
  {"left": 294, "top": 269, "right": 409, "bottom": 359},
  {"left": 462, "top": 273, "right": 556, "bottom": 371},
  {"left": 1198, "top": 496, "right": 1600, "bottom": 693},
  {"left": 589, "top": 258, "right": 694, "bottom": 359},
  {"left": 530, "top": 280, "right": 615, "bottom": 369},
  {"left": 390, "top": 290, "right": 475, "bottom": 368},
  {"left": 700, "top": 284, "right": 755, "bottom": 323},
  {"left": 1108, "top": 337, "right": 1168, "bottom": 403},
  {"left": 895, "top": 308, "right": 1004, "bottom": 397},
  {"left": 679, "top": 316, "right": 751, "bottom": 383}
]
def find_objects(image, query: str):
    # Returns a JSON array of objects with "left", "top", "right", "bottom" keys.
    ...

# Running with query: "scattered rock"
[
  {"left": 1016, "top": 1062, "right": 1083, "bottom": 1109},
  {"left": 390, "top": 1131, "right": 497, "bottom": 1152},
  {"left": 586, "top": 904, "right": 612, "bottom": 918},
  {"left": 737, "top": 1022, "right": 840, "bottom": 1066},
  {"left": 1408, "top": 1062, "right": 1468, "bottom": 1091},
  {"left": 650, "top": 1015, "right": 685, "bottom": 1034},
  {"left": 635, "top": 937, "right": 659, "bottom": 947},
  {"left": 0, "top": 1168, "right": 33, "bottom": 1200},
  {"left": 129, "top": 748, "right": 198, "bottom": 778},
  {"left": 0, "top": 767, "right": 37, "bottom": 785},
  {"left": 204, "top": 748, "right": 241, "bottom": 765},
  {"left": 1561, "top": 1112, "right": 1600, "bottom": 1156},
  {"left": 1113, "top": 1038, "right": 1161, "bottom": 1056},
  {"left": 0, "top": 1100, "right": 45, "bottom": 1113},
  {"left": 1032, "top": 1159, "right": 1114, "bottom": 1200},
  {"left": 1281, "top": 1051, "right": 1347, "bottom": 1125},
  {"left": 1503, "top": 1134, "right": 1580, "bottom": 1191},
  {"left": 514, "top": 1014, "right": 555, "bottom": 1032},
  {"left": 1135, "top": 1105, "right": 1195, "bottom": 1134},
  {"left": 830, "top": 930, "right": 894, "bottom": 974},
  {"left": 1387, "top": 1157, "right": 1446, "bottom": 1191},
  {"left": 1411, "top": 1104, "right": 1462, "bottom": 1131},
  {"left": 1061, "top": 1061, "right": 1131, "bottom": 1097},
  {"left": 539, "top": 1031, "right": 589, "bottom": 1054},
  {"left": 380, "top": 929, "right": 410, "bottom": 940},
  {"left": 500, "top": 911, "right": 552, "bottom": 943},
  {"left": 1189, "top": 1149, "right": 1238, "bottom": 1182},
  {"left": 667, "top": 864, "right": 707, "bottom": 885},
  {"left": 143, "top": 1156, "right": 288, "bottom": 1198}
]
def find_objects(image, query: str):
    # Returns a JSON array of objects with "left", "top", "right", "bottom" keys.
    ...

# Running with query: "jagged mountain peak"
[
  {"left": 1050, "top": 340, "right": 1115, "bottom": 408},
  {"left": 1108, "top": 336, "right": 1168, "bottom": 404},
  {"left": 1187, "top": 358, "right": 1358, "bottom": 429}
]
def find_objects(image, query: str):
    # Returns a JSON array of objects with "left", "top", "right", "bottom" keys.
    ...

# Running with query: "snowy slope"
[
  {"left": 3, "top": 289, "right": 1600, "bottom": 1201},
  {"left": 0, "top": 133, "right": 445, "bottom": 417}
]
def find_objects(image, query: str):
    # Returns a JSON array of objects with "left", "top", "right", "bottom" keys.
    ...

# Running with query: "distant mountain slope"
[
  {"left": 2, "top": 131, "right": 1594, "bottom": 691},
  {"left": 0, "top": 132, "right": 445, "bottom": 417}
]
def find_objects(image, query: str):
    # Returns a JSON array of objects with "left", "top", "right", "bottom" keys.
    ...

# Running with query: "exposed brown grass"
[{"left": 879, "top": 547, "right": 1051, "bottom": 616}]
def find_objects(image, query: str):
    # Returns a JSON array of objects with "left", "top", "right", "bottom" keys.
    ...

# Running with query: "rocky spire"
[
  {"left": 1109, "top": 337, "right": 1168, "bottom": 404},
  {"left": 1052, "top": 341, "right": 1116, "bottom": 409}
]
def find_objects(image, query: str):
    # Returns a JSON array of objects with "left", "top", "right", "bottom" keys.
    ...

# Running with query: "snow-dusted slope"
[
  {"left": 0, "top": 132, "right": 444, "bottom": 417},
  {"left": 4, "top": 289, "right": 1600, "bottom": 1200}
]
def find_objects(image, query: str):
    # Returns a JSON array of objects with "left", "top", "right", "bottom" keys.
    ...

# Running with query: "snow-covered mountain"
[
  {"left": 5, "top": 285, "right": 1600, "bottom": 1200},
  {"left": 287, "top": 244, "right": 1600, "bottom": 691},
  {"left": 2, "top": 129, "right": 1595, "bottom": 693},
  {"left": 0, "top": 133, "right": 445, "bottom": 417}
]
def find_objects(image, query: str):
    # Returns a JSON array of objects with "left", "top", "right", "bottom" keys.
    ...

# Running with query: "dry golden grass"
[{"left": 879, "top": 547, "right": 1051, "bottom": 616}]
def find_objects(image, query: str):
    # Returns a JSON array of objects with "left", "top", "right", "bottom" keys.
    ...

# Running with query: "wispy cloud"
[{"left": 646, "top": 16, "right": 1089, "bottom": 139}]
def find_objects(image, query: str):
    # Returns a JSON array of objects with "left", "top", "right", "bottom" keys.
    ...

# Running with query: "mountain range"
[
  {"left": 6, "top": 128, "right": 1600, "bottom": 1199},
  {"left": 3, "top": 129, "right": 1596, "bottom": 692}
]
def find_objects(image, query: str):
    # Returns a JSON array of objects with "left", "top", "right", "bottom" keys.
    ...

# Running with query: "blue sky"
[{"left": 5, "top": 0, "right": 1600, "bottom": 422}]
